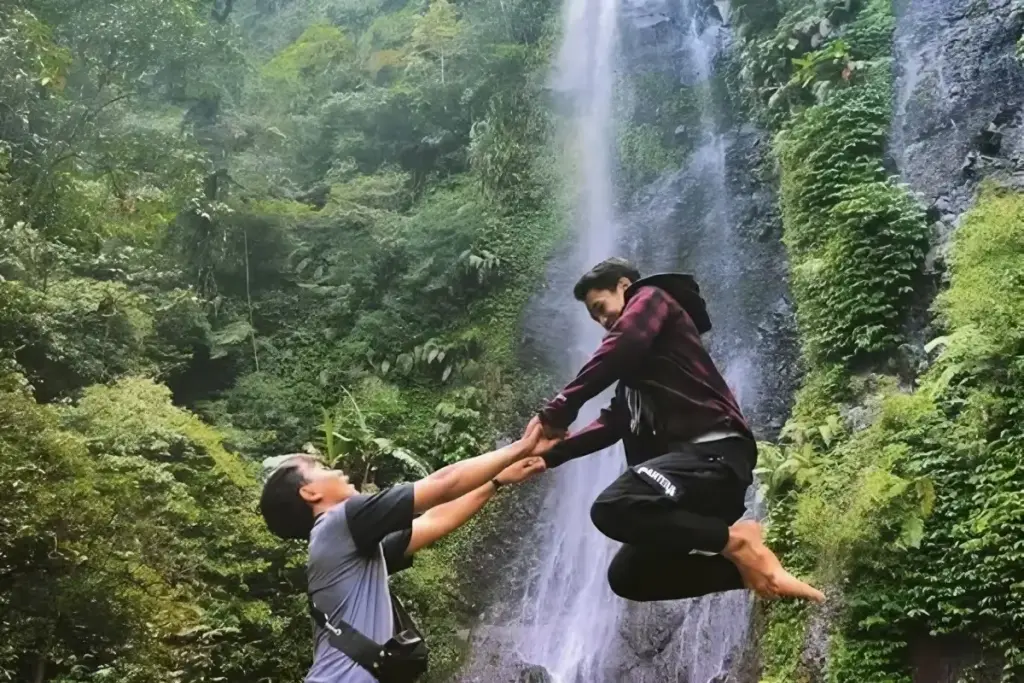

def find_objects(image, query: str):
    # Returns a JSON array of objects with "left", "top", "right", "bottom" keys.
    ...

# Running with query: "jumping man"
[{"left": 532, "top": 258, "right": 824, "bottom": 603}]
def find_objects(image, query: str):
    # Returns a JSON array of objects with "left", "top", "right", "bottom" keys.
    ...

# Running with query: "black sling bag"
[{"left": 308, "top": 594, "right": 429, "bottom": 683}]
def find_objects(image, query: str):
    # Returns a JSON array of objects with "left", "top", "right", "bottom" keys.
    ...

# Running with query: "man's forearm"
[
  {"left": 418, "top": 443, "right": 523, "bottom": 507},
  {"left": 541, "top": 400, "right": 625, "bottom": 468},
  {"left": 427, "top": 483, "right": 495, "bottom": 525},
  {"left": 544, "top": 426, "right": 620, "bottom": 468},
  {"left": 406, "top": 483, "right": 495, "bottom": 555}
]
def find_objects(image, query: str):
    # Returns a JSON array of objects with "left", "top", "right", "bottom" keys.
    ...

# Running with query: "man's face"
[
  {"left": 584, "top": 277, "right": 631, "bottom": 331},
  {"left": 296, "top": 458, "right": 358, "bottom": 506}
]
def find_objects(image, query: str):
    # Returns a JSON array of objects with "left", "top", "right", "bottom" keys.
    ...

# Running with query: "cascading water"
[
  {"left": 615, "top": 3, "right": 761, "bottom": 682},
  {"left": 459, "top": 0, "right": 799, "bottom": 680},
  {"left": 511, "top": 0, "right": 759, "bottom": 680},
  {"left": 507, "top": 0, "right": 630, "bottom": 678}
]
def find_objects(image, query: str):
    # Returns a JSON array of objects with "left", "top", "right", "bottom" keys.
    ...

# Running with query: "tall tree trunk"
[
  {"left": 243, "top": 228, "right": 260, "bottom": 372},
  {"left": 33, "top": 652, "right": 46, "bottom": 683}
]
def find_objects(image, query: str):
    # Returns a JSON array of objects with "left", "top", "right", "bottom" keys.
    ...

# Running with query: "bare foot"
[{"left": 723, "top": 520, "right": 825, "bottom": 603}]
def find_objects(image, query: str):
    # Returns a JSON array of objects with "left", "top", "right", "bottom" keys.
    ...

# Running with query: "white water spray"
[
  {"left": 464, "top": 0, "right": 771, "bottom": 680},
  {"left": 508, "top": 0, "right": 628, "bottom": 679}
]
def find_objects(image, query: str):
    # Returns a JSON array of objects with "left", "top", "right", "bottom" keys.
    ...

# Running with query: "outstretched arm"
[
  {"left": 539, "top": 286, "right": 674, "bottom": 430},
  {"left": 411, "top": 420, "right": 559, "bottom": 514},
  {"left": 401, "top": 458, "right": 546, "bottom": 556},
  {"left": 345, "top": 430, "right": 555, "bottom": 559},
  {"left": 542, "top": 396, "right": 627, "bottom": 469}
]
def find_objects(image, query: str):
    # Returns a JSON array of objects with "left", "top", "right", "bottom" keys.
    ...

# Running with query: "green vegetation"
[
  {"left": 735, "top": 0, "right": 929, "bottom": 367},
  {"left": 10, "top": 0, "right": 1023, "bottom": 680},
  {"left": 1, "top": 0, "right": 561, "bottom": 679},
  {"left": 1, "top": 373, "right": 308, "bottom": 683},
  {"left": 757, "top": 184, "right": 1024, "bottom": 683},
  {"left": 732, "top": 1, "right": 1024, "bottom": 680}
]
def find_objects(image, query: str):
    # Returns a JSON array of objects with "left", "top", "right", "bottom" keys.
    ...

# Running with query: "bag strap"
[
  {"left": 390, "top": 594, "right": 422, "bottom": 638},
  {"left": 308, "top": 597, "right": 386, "bottom": 678}
]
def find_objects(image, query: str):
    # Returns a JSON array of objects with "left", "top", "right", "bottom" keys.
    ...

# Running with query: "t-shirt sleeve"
[
  {"left": 381, "top": 529, "right": 415, "bottom": 575},
  {"left": 344, "top": 483, "right": 416, "bottom": 555}
]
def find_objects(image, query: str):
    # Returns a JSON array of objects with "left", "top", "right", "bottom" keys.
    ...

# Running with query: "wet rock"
[
  {"left": 842, "top": 404, "right": 875, "bottom": 434},
  {"left": 975, "top": 104, "right": 1020, "bottom": 155},
  {"left": 294, "top": 183, "right": 330, "bottom": 210},
  {"left": 891, "top": 0, "right": 1024, "bottom": 198},
  {"left": 892, "top": 342, "right": 927, "bottom": 385},
  {"left": 518, "top": 665, "right": 554, "bottom": 683},
  {"left": 908, "top": 635, "right": 1004, "bottom": 682},
  {"left": 631, "top": 11, "right": 671, "bottom": 30},
  {"left": 978, "top": 121, "right": 1005, "bottom": 155},
  {"left": 798, "top": 585, "right": 843, "bottom": 682},
  {"left": 960, "top": 151, "right": 978, "bottom": 177},
  {"left": 706, "top": 3, "right": 723, "bottom": 25}
]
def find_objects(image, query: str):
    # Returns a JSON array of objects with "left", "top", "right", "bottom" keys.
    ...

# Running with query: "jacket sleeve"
[
  {"left": 542, "top": 396, "right": 627, "bottom": 469},
  {"left": 539, "top": 286, "right": 673, "bottom": 430}
]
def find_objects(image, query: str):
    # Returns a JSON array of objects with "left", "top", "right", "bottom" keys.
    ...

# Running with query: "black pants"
[{"left": 589, "top": 437, "right": 756, "bottom": 602}]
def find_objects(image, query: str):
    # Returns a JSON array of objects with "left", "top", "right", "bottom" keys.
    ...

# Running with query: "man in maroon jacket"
[{"left": 533, "top": 258, "right": 823, "bottom": 603}]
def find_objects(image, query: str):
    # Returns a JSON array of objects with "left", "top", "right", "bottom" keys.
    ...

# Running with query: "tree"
[{"left": 409, "top": 0, "right": 463, "bottom": 85}]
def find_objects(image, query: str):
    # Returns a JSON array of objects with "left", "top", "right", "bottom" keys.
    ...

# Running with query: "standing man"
[
  {"left": 533, "top": 257, "right": 824, "bottom": 603},
  {"left": 260, "top": 421, "right": 557, "bottom": 683}
]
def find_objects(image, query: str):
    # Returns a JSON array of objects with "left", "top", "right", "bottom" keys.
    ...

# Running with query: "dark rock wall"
[{"left": 892, "top": 0, "right": 1024, "bottom": 293}]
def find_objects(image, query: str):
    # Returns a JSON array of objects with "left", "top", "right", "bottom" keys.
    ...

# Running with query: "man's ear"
[
  {"left": 617, "top": 276, "right": 632, "bottom": 292},
  {"left": 299, "top": 483, "right": 322, "bottom": 504}
]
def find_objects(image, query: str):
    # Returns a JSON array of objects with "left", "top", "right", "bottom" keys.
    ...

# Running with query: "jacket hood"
[{"left": 624, "top": 272, "right": 712, "bottom": 334}]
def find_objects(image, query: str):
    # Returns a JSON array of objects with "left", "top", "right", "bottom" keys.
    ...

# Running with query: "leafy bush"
[
  {"left": 0, "top": 373, "right": 308, "bottom": 683},
  {"left": 761, "top": 183, "right": 1024, "bottom": 682},
  {"left": 777, "top": 76, "right": 928, "bottom": 366},
  {"left": 737, "top": 2, "right": 1024, "bottom": 680}
]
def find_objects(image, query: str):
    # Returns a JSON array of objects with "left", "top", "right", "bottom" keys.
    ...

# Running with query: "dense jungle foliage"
[
  {"left": 0, "top": 0, "right": 563, "bottom": 680},
  {"left": 6, "top": 0, "right": 1024, "bottom": 681},
  {"left": 729, "top": 0, "right": 1024, "bottom": 681}
]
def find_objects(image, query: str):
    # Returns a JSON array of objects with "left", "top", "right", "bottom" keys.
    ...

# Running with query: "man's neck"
[{"left": 312, "top": 500, "right": 343, "bottom": 519}]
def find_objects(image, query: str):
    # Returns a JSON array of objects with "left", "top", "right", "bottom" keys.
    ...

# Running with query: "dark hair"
[
  {"left": 260, "top": 455, "right": 317, "bottom": 540},
  {"left": 572, "top": 258, "right": 642, "bottom": 301}
]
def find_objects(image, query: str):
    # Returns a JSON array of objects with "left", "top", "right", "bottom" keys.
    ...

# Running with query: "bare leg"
[{"left": 721, "top": 520, "right": 825, "bottom": 603}]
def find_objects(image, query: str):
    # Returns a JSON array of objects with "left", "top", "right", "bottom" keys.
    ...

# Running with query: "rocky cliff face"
[
  {"left": 892, "top": 0, "right": 1024, "bottom": 346},
  {"left": 888, "top": 2, "right": 1024, "bottom": 681},
  {"left": 892, "top": 0, "right": 1024, "bottom": 204}
]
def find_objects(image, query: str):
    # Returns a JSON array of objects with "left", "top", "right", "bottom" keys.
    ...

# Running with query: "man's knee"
[
  {"left": 606, "top": 552, "right": 647, "bottom": 601},
  {"left": 606, "top": 558, "right": 632, "bottom": 599},
  {"left": 589, "top": 495, "right": 625, "bottom": 541},
  {"left": 591, "top": 471, "right": 658, "bottom": 541}
]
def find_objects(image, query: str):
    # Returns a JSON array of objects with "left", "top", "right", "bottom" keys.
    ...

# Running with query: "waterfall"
[
  {"left": 459, "top": 0, "right": 799, "bottom": 679},
  {"left": 510, "top": 0, "right": 759, "bottom": 679},
  {"left": 507, "top": 0, "right": 629, "bottom": 678}
]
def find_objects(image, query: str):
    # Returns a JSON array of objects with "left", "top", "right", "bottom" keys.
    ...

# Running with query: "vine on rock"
[{"left": 730, "top": 1, "right": 1024, "bottom": 681}]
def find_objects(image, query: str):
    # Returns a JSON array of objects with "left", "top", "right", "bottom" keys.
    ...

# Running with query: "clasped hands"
[{"left": 495, "top": 417, "right": 568, "bottom": 485}]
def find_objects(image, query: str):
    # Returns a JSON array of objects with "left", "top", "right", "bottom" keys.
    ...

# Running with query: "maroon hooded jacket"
[{"left": 538, "top": 273, "right": 753, "bottom": 470}]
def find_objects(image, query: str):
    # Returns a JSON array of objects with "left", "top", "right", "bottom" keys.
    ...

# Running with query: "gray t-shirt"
[{"left": 306, "top": 484, "right": 416, "bottom": 683}]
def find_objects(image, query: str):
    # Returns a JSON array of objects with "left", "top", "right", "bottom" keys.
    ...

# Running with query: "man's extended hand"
[
  {"left": 495, "top": 456, "right": 548, "bottom": 485},
  {"left": 532, "top": 413, "right": 568, "bottom": 441},
  {"left": 515, "top": 417, "right": 561, "bottom": 459},
  {"left": 523, "top": 416, "right": 564, "bottom": 456}
]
